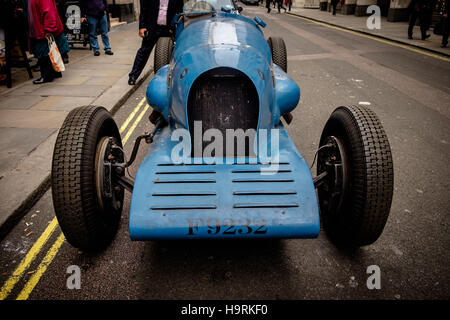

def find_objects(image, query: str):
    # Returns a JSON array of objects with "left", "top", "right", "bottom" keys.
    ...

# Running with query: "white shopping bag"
[{"left": 47, "top": 35, "right": 65, "bottom": 72}]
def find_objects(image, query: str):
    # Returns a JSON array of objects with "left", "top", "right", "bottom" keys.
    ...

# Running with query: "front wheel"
[
  {"left": 317, "top": 105, "right": 394, "bottom": 247},
  {"left": 51, "top": 106, "right": 124, "bottom": 252},
  {"left": 267, "top": 37, "right": 287, "bottom": 72},
  {"left": 154, "top": 37, "right": 174, "bottom": 73}
]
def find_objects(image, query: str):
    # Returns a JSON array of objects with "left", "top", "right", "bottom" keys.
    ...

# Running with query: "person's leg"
[
  {"left": 98, "top": 13, "right": 112, "bottom": 52},
  {"left": 419, "top": 10, "right": 431, "bottom": 39},
  {"left": 408, "top": 12, "right": 417, "bottom": 38},
  {"left": 87, "top": 15, "right": 100, "bottom": 53},
  {"left": 33, "top": 56, "right": 53, "bottom": 83},
  {"left": 55, "top": 33, "right": 70, "bottom": 63},
  {"left": 442, "top": 18, "right": 449, "bottom": 47},
  {"left": 333, "top": 3, "right": 337, "bottom": 15},
  {"left": 129, "top": 31, "right": 160, "bottom": 81}
]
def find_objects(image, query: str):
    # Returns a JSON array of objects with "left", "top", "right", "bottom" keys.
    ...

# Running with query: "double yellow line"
[{"left": 0, "top": 97, "right": 151, "bottom": 300}]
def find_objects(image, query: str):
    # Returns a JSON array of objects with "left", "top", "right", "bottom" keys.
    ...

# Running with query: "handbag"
[{"left": 47, "top": 35, "right": 65, "bottom": 72}]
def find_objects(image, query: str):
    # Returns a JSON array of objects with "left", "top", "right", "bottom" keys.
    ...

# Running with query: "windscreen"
[{"left": 183, "top": 0, "right": 235, "bottom": 14}]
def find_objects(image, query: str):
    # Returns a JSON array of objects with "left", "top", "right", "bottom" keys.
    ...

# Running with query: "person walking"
[
  {"left": 128, "top": 0, "right": 184, "bottom": 85},
  {"left": 285, "top": 0, "right": 292, "bottom": 12},
  {"left": 408, "top": 0, "right": 431, "bottom": 40},
  {"left": 276, "top": 0, "right": 286, "bottom": 13},
  {"left": 266, "top": 0, "right": 272, "bottom": 13},
  {"left": 330, "top": 0, "right": 339, "bottom": 15},
  {"left": 80, "top": 0, "right": 113, "bottom": 56},
  {"left": 27, "top": 0, "right": 70, "bottom": 84},
  {"left": 441, "top": 0, "right": 449, "bottom": 47}
]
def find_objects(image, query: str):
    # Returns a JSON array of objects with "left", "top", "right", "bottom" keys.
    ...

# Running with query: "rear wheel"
[
  {"left": 51, "top": 106, "right": 124, "bottom": 252},
  {"left": 267, "top": 37, "right": 287, "bottom": 72},
  {"left": 317, "top": 105, "right": 394, "bottom": 247},
  {"left": 154, "top": 37, "right": 174, "bottom": 73}
]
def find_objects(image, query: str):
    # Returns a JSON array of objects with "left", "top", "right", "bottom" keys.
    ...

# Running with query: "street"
[{"left": 0, "top": 3, "right": 449, "bottom": 300}]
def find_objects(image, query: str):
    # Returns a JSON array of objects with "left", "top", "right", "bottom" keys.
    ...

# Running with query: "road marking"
[
  {"left": 0, "top": 218, "right": 58, "bottom": 300},
  {"left": 286, "top": 13, "right": 450, "bottom": 62},
  {"left": 0, "top": 97, "right": 150, "bottom": 300},
  {"left": 122, "top": 103, "right": 150, "bottom": 145},
  {"left": 16, "top": 233, "right": 65, "bottom": 300},
  {"left": 119, "top": 97, "right": 146, "bottom": 134}
]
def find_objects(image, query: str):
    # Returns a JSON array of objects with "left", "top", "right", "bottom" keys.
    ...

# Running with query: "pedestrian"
[
  {"left": 285, "top": 0, "right": 292, "bottom": 12},
  {"left": 441, "top": 0, "right": 449, "bottom": 47},
  {"left": 80, "top": 0, "right": 113, "bottom": 56},
  {"left": 408, "top": 0, "right": 431, "bottom": 40},
  {"left": 128, "top": 0, "right": 184, "bottom": 85},
  {"left": 330, "top": 0, "right": 339, "bottom": 15},
  {"left": 27, "top": 0, "right": 70, "bottom": 84},
  {"left": 276, "top": 0, "right": 286, "bottom": 13},
  {"left": 266, "top": 0, "right": 272, "bottom": 13}
]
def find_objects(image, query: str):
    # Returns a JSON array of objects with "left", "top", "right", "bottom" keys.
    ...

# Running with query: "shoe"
[
  {"left": 94, "top": 51, "right": 100, "bottom": 56},
  {"left": 53, "top": 72, "right": 62, "bottom": 79},
  {"left": 267, "top": 8, "right": 271, "bottom": 13},
  {"left": 33, "top": 77, "right": 53, "bottom": 84},
  {"left": 63, "top": 57, "right": 69, "bottom": 64},
  {"left": 408, "top": 35, "right": 413, "bottom": 39},
  {"left": 128, "top": 77, "right": 136, "bottom": 85},
  {"left": 421, "top": 34, "right": 430, "bottom": 40},
  {"left": 105, "top": 50, "right": 114, "bottom": 55},
  {"left": 442, "top": 43, "right": 448, "bottom": 48}
]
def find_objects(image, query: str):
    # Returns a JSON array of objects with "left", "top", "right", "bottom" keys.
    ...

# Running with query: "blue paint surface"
[{"left": 133, "top": 11, "right": 318, "bottom": 240}]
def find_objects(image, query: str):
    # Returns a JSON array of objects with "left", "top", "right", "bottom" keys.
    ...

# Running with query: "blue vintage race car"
[{"left": 51, "top": 0, "right": 393, "bottom": 251}]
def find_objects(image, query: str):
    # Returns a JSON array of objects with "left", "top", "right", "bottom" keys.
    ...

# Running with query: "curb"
[
  {"left": 0, "top": 67, "right": 153, "bottom": 241},
  {"left": 286, "top": 12, "right": 450, "bottom": 59}
]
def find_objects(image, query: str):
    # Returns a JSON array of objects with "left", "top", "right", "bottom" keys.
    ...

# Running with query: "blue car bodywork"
[{"left": 129, "top": 6, "right": 320, "bottom": 240}]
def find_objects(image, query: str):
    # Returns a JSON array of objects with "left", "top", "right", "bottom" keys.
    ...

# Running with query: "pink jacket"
[{"left": 28, "top": 0, "right": 64, "bottom": 39}]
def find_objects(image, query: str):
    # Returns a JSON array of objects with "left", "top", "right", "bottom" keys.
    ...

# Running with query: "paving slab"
[
  {"left": 0, "top": 110, "right": 69, "bottom": 128},
  {"left": 0, "top": 95, "right": 46, "bottom": 110},
  {"left": 0, "top": 128, "right": 54, "bottom": 176},
  {"left": 30, "top": 96, "right": 94, "bottom": 111},
  {"left": 30, "top": 84, "right": 109, "bottom": 97}
]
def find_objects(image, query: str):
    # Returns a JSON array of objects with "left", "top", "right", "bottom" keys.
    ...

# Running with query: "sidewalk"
[
  {"left": 287, "top": 7, "right": 449, "bottom": 57},
  {"left": 0, "top": 22, "right": 152, "bottom": 237}
]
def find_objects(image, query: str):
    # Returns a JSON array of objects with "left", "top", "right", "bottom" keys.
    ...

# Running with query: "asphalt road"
[{"left": 1, "top": 4, "right": 449, "bottom": 300}]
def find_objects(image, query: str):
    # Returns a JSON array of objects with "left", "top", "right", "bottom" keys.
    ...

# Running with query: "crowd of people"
[
  {"left": 407, "top": 0, "right": 448, "bottom": 48},
  {"left": 265, "top": 0, "right": 292, "bottom": 14},
  {"left": 0, "top": 0, "right": 114, "bottom": 85}
]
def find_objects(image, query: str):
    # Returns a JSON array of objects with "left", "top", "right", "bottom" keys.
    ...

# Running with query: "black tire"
[
  {"left": 154, "top": 37, "right": 174, "bottom": 73},
  {"left": 317, "top": 105, "right": 394, "bottom": 246},
  {"left": 51, "top": 106, "right": 124, "bottom": 252},
  {"left": 267, "top": 37, "right": 287, "bottom": 72}
]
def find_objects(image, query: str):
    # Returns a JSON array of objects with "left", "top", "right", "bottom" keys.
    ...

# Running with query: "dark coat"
[
  {"left": 139, "top": 0, "right": 184, "bottom": 30},
  {"left": 79, "top": 0, "right": 107, "bottom": 18}
]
